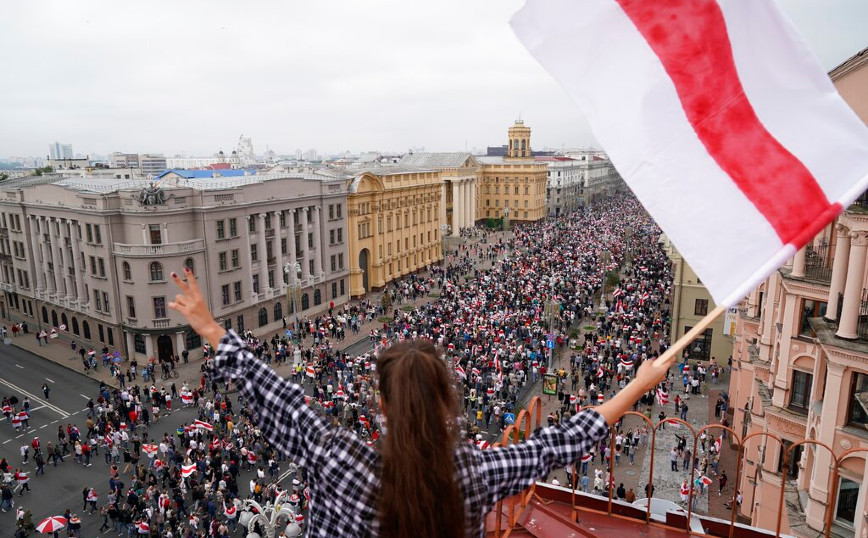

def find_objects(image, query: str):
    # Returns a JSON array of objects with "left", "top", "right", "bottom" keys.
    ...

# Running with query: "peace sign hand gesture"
[{"left": 168, "top": 267, "right": 226, "bottom": 348}]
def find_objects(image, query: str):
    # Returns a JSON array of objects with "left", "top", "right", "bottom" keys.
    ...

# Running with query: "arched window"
[
  {"left": 72, "top": 317, "right": 79, "bottom": 336},
  {"left": 184, "top": 258, "right": 195, "bottom": 274},
  {"left": 83, "top": 321, "right": 91, "bottom": 340},
  {"left": 122, "top": 262, "right": 132, "bottom": 281},
  {"left": 301, "top": 293, "right": 310, "bottom": 311},
  {"left": 149, "top": 262, "right": 163, "bottom": 281},
  {"left": 51, "top": 310, "right": 58, "bottom": 328},
  {"left": 42, "top": 306, "right": 48, "bottom": 324},
  {"left": 273, "top": 302, "right": 282, "bottom": 321},
  {"left": 258, "top": 308, "right": 268, "bottom": 327},
  {"left": 313, "top": 289, "right": 321, "bottom": 306},
  {"left": 61, "top": 313, "right": 68, "bottom": 329}
]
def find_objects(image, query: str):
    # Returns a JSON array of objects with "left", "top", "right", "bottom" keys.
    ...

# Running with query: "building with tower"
[{"left": 478, "top": 120, "right": 548, "bottom": 223}]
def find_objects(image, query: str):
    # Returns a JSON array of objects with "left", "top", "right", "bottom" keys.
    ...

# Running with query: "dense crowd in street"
[{"left": 0, "top": 195, "right": 734, "bottom": 536}]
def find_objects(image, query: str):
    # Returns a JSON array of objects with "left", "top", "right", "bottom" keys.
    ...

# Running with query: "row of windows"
[
  {"left": 1, "top": 213, "right": 22, "bottom": 231},
  {"left": 121, "top": 259, "right": 195, "bottom": 282},
  {"left": 327, "top": 204, "right": 343, "bottom": 220},
  {"left": 219, "top": 280, "right": 347, "bottom": 332},
  {"left": 2, "top": 266, "right": 30, "bottom": 289},
  {"left": 483, "top": 210, "right": 531, "bottom": 219},
  {"left": 485, "top": 199, "right": 532, "bottom": 208}
]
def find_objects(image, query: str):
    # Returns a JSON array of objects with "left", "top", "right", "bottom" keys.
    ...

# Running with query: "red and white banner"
[
  {"left": 142, "top": 444, "right": 159, "bottom": 457},
  {"left": 512, "top": 0, "right": 868, "bottom": 306},
  {"left": 194, "top": 420, "right": 213, "bottom": 432},
  {"left": 181, "top": 464, "right": 196, "bottom": 477}
]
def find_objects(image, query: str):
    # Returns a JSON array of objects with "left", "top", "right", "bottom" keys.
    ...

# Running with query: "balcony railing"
[
  {"left": 858, "top": 288, "right": 868, "bottom": 340},
  {"left": 804, "top": 244, "right": 832, "bottom": 282},
  {"left": 486, "top": 397, "right": 854, "bottom": 538},
  {"left": 113, "top": 239, "right": 206, "bottom": 257},
  {"left": 152, "top": 318, "right": 170, "bottom": 329}
]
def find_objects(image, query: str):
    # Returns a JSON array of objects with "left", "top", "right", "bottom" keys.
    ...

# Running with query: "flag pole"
[{"left": 658, "top": 303, "right": 727, "bottom": 365}]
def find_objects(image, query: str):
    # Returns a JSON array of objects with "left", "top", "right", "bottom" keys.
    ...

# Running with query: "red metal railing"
[{"left": 486, "top": 400, "right": 857, "bottom": 538}]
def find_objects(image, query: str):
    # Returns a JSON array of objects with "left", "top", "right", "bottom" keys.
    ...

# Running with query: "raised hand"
[{"left": 168, "top": 267, "right": 226, "bottom": 348}]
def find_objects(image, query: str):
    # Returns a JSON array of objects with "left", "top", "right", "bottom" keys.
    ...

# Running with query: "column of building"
[
  {"left": 257, "top": 213, "right": 268, "bottom": 293},
  {"left": 39, "top": 217, "right": 55, "bottom": 295},
  {"left": 71, "top": 220, "right": 85, "bottom": 304},
  {"left": 440, "top": 183, "right": 448, "bottom": 235},
  {"left": 59, "top": 218, "right": 74, "bottom": 299},
  {"left": 288, "top": 209, "right": 298, "bottom": 279},
  {"left": 825, "top": 224, "right": 851, "bottom": 322},
  {"left": 301, "top": 207, "right": 311, "bottom": 281},
  {"left": 835, "top": 231, "right": 868, "bottom": 339},
  {"left": 28, "top": 216, "right": 45, "bottom": 291},
  {"left": 469, "top": 179, "right": 476, "bottom": 227},
  {"left": 175, "top": 332, "right": 185, "bottom": 356},
  {"left": 771, "top": 293, "right": 798, "bottom": 408},
  {"left": 313, "top": 206, "right": 324, "bottom": 278},
  {"left": 47, "top": 218, "right": 64, "bottom": 295},
  {"left": 451, "top": 181, "right": 461, "bottom": 237},
  {"left": 274, "top": 211, "right": 284, "bottom": 290},
  {"left": 805, "top": 361, "right": 846, "bottom": 528},
  {"left": 244, "top": 216, "right": 255, "bottom": 298},
  {"left": 791, "top": 246, "right": 806, "bottom": 278}
]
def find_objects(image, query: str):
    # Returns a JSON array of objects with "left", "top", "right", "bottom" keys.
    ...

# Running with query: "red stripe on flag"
[{"left": 615, "top": 0, "right": 839, "bottom": 246}]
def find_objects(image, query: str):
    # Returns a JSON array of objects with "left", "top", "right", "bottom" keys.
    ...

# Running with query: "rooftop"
[{"left": 398, "top": 152, "right": 477, "bottom": 169}]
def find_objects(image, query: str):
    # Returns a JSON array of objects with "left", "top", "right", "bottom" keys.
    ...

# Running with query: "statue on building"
[{"left": 134, "top": 183, "right": 168, "bottom": 205}]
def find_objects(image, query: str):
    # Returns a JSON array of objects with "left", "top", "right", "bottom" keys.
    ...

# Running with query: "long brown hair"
[{"left": 377, "top": 339, "right": 465, "bottom": 538}]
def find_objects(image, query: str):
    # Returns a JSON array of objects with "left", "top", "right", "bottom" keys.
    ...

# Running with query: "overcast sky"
[{"left": 1, "top": 0, "right": 865, "bottom": 159}]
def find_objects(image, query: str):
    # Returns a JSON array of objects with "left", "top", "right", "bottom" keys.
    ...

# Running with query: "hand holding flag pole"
[{"left": 595, "top": 304, "right": 725, "bottom": 426}]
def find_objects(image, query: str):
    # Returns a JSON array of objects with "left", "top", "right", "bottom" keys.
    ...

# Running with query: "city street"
[{"left": 0, "top": 343, "right": 292, "bottom": 536}]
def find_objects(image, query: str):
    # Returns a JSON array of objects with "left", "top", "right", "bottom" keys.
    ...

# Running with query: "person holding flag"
[{"left": 169, "top": 265, "right": 682, "bottom": 537}]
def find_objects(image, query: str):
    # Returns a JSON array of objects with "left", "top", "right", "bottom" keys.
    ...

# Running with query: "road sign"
[
  {"left": 547, "top": 333, "right": 554, "bottom": 341},
  {"left": 546, "top": 340, "right": 555, "bottom": 349},
  {"left": 504, "top": 413, "right": 515, "bottom": 425}
]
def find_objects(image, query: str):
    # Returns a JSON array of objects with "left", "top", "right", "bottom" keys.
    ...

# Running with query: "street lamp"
[
  {"left": 237, "top": 491, "right": 303, "bottom": 538},
  {"left": 284, "top": 262, "right": 302, "bottom": 336}
]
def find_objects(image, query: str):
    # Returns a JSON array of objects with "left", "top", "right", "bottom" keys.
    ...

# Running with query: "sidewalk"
[{"left": 5, "top": 232, "right": 503, "bottom": 389}]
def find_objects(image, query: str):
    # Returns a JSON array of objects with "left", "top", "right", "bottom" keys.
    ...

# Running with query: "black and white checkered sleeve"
[
  {"left": 479, "top": 409, "right": 609, "bottom": 503},
  {"left": 214, "top": 330, "right": 330, "bottom": 469}
]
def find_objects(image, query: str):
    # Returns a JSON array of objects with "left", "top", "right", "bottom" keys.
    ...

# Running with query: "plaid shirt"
[{"left": 214, "top": 330, "right": 609, "bottom": 537}]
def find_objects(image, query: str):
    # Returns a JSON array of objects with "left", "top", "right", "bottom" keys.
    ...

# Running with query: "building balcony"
[
  {"left": 0, "top": 253, "right": 11, "bottom": 263},
  {"left": 265, "top": 228, "right": 275, "bottom": 238},
  {"left": 0, "top": 282, "right": 14, "bottom": 292},
  {"left": 810, "top": 314, "right": 868, "bottom": 355},
  {"left": 152, "top": 318, "right": 171, "bottom": 329},
  {"left": 113, "top": 239, "right": 206, "bottom": 257},
  {"left": 0, "top": 228, "right": 7, "bottom": 239}
]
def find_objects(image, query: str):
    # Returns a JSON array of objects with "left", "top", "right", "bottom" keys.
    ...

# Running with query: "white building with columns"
[{"left": 0, "top": 170, "right": 350, "bottom": 363}]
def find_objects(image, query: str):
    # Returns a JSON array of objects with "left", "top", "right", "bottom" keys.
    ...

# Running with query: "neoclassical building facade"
[
  {"left": 0, "top": 170, "right": 350, "bottom": 362},
  {"left": 345, "top": 166, "right": 443, "bottom": 297},
  {"left": 728, "top": 47, "right": 868, "bottom": 538}
]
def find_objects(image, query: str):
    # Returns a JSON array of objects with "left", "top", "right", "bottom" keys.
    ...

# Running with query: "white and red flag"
[
  {"left": 181, "top": 464, "right": 196, "bottom": 478},
  {"left": 512, "top": 0, "right": 868, "bottom": 306},
  {"left": 194, "top": 420, "right": 213, "bottom": 432},
  {"left": 455, "top": 364, "right": 467, "bottom": 380},
  {"left": 656, "top": 388, "right": 670, "bottom": 406}
]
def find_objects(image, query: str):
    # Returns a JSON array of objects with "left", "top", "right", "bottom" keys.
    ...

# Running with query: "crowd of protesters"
[{"left": 0, "top": 194, "right": 740, "bottom": 536}]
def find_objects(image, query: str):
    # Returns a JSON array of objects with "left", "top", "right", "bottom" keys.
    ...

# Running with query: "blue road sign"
[
  {"left": 504, "top": 413, "right": 515, "bottom": 425},
  {"left": 546, "top": 340, "right": 555, "bottom": 349}
]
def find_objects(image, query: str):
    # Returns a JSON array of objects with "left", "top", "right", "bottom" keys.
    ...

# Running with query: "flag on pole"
[
  {"left": 511, "top": 0, "right": 868, "bottom": 307},
  {"left": 656, "top": 388, "right": 669, "bottom": 406},
  {"left": 455, "top": 364, "right": 467, "bottom": 380}
]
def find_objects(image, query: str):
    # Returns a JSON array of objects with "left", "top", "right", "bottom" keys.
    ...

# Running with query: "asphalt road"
[{"left": 0, "top": 342, "right": 296, "bottom": 537}]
